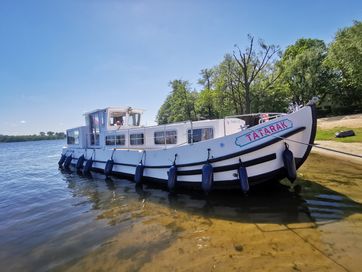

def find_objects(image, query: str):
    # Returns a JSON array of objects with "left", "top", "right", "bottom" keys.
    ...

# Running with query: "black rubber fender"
[
  {"left": 104, "top": 159, "right": 114, "bottom": 177},
  {"left": 167, "top": 165, "right": 177, "bottom": 192},
  {"left": 58, "top": 154, "right": 67, "bottom": 167},
  {"left": 64, "top": 155, "right": 72, "bottom": 168},
  {"left": 201, "top": 163, "right": 213, "bottom": 194},
  {"left": 283, "top": 146, "right": 297, "bottom": 182},
  {"left": 134, "top": 163, "right": 145, "bottom": 185},
  {"left": 83, "top": 159, "right": 93, "bottom": 174},
  {"left": 238, "top": 166, "right": 249, "bottom": 193},
  {"left": 76, "top": 155, "right": 85, "bottom": 170}
]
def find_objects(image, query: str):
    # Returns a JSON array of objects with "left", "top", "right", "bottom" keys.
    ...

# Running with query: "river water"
[{"left": 0, "top": 140, "right": 361, "bottom": 271}]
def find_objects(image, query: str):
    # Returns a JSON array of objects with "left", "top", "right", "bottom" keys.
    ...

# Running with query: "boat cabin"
[{"left": 66, "top": 106, "right": 246, "bottom": 150}]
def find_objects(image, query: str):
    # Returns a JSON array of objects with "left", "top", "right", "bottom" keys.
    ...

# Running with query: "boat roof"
[{"left": 84, "top": 106, "right": 145, "bottom": 115}]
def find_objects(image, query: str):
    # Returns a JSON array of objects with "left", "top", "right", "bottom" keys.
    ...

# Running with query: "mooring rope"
[
  {"left": 244, "top": 126, "right": 362, "bottom": 159},
  {"left": 280, "top": 136, "right": 362, "bottom": 159}
]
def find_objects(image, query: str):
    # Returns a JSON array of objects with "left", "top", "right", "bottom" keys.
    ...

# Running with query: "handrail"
[{"left": 225, "top": 112, "right": 286, "bottom": 119}]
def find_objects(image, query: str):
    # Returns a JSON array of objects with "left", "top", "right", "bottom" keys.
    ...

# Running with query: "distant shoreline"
[{"left": 0, "top": 135, "right": 66, "bottom": 143}]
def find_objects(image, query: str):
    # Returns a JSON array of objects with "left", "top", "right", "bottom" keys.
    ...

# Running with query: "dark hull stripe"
[
  {"left": 72, "top": 153, "right": 276, "bottom": 178},
  {"left": 177, "top": 153, "right": 276, "bottom": 176},
  {"left": 86, "top": 165, "right": 288, "bottom": 189}
]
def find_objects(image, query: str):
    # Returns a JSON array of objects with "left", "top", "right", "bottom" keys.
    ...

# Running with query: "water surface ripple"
[{"left": 0, "top": 140, "right": 361, "bottom": 271}]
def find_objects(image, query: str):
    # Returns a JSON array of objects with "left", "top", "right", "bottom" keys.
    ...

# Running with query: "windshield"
[{"left": 128, "top": 113, "right": 141, "bottom": 126}]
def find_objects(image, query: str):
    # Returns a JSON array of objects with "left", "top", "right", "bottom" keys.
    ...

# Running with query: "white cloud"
[{"left": 20, "top": 120, "right": 26, "bottom": 124}]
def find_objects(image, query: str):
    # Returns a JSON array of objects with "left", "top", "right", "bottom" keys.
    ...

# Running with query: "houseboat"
[{"left": 59, "top": 101, "right": 317, "bottom": 193}]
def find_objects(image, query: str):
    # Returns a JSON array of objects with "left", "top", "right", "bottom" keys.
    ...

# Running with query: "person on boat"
[{"left": 116, "top": 120, "right": 122, "bottom": 128}]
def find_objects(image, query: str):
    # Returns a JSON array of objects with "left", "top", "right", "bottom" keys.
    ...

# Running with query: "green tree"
[
  {"left": 195, "top": 68, "right": 220, "bottom": 119},
  {"left": 156, "top": 80, "right": 197, "bottom": 124},
  {"left": 195, "top": 88, "right": 219, "bottom": 119},
  {"left": 279, "top": 38, "right": 334, "bottom": 104},
  {"left": 213, "top": 54, "right": 245, "bottom": 115},
  {"left": 198, "top": 68, "right": 214, "bottom": 91},
  {"left": 325, "top": 21, "right": 362, "bottom": 104},
  {"left": 251, "top": 73, "right": 290, "bottom": 113}
]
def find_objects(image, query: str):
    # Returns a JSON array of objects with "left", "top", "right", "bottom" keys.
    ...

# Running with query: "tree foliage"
[
  {"left": 156, "top": 80, "right": 197, "bottom": 124},
  {"left": 278, "top": 38, "right": 334, "bottom": 104},
  {"left": 156, "top": 22, "right": 362, "bottom": 123},
  {"left": 325, "top": 20, "right": 362, "bottom": 104}
]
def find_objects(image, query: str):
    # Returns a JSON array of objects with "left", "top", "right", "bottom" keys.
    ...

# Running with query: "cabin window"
[
  {"left": 154, "top": 130, "right": 177, "bottom": 145},
  {"left": 116, "top": 135, "right": 125, "bottom": 145},
  {"left": 188, "top": 128, "right": 213, "bottom": 143},
  {"left": 128, "top": 113, "right": 141, "bottom": 126},
  {"left": 89, "top": 113, "right": 100, "bottom": 145},
  {"left": 100, "top": 111, "right": 105, "bottom": 126},
  {"left": 130, "top": 133, "right": 144, "bottom": 145},
  {"left": 109, "top": 112, "right": 126, "bottom": 126},
  {"left": 67, "top": 130, "right": 79, "bottom": 145},
  {"left": 105, "top": 135, "right": 125, "bottom": 146},
  {"left": 106, "top": 136, "right": 115, "bottom": 145}
]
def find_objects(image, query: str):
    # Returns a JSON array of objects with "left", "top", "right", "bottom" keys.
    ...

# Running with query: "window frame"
[
  {"left": 105, "top": 134, "right": 126, "bottom": 146},
  {"left": 187, "top": 127, "right": 214, "bottom": 143},
  {"left": 67, "top": 129, "right": 80, "bottom": 145},
  {"left": 154, "top": 130, "right": 177, "bottom": 145},
  {"left": 130, "top": 133, "right": 144, "bottom": 145}
]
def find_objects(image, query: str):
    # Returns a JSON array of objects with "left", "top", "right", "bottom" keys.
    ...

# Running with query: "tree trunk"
[{"left": 245, "top": 84, "right": 251, "bottom": 114}]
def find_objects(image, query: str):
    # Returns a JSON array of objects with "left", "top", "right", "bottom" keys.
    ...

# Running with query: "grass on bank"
[{"left": 316, "top": 127, "right": 362, "bottom": 143}]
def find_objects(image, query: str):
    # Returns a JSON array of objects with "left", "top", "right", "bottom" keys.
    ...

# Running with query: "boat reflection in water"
[{"left": 62, "top": 169, "right": 362, "bottom": 226}]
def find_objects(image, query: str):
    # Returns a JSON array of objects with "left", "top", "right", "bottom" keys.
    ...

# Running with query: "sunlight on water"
[{"left": 0, "top": 141, "right": 361, "bottom": 271}]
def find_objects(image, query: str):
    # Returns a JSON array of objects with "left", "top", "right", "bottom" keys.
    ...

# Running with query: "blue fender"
[
  {"left": 167, "top": 165, "right": 177, "bottom": 192},
  {"left": 134, "top": 163, "right": 145, "bottom": 185},
  {"left": 238, "top": 165, "right": 249, "bottom": 193},
  {"left": 64, "top": 155, "right": 73, "bottom": 168},
  {"left": 104, "top": 159, "right": 114, "bottom": 177},
  {"left": 76, "top": 155, "right": 85, "bottom": 170},
  {"left": 283, "top": 145, "right": 297, "bottom": 182},
  {"left": 201, "top": 163, "right": 213, "bottom": 194},
  {"left": 58, "top": 154, "right": 67, "bottom": 167},
  {"left": 83, "top": 159, "right": 93, "bottom": 175}
]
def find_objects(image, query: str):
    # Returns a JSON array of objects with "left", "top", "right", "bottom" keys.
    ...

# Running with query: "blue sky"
[{"left": 1, "top": 0, "right": 361, "bottom": 135}]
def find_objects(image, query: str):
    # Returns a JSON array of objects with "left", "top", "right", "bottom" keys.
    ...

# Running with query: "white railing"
[{"left": 223, "top": 112, "right": 286, "bottom": 136}]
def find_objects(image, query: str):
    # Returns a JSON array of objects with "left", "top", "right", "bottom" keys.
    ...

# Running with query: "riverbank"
[
  {"left": 312, "top": 114, "right": 362, "bottom": 164},
  {"left": 0, "top": 134, "right": 66, "bottom": 143}
]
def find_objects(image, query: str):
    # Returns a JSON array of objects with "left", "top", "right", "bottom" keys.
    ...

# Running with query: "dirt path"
[{"left": 318, "top": 113, "right": 362, "bottom": 129}]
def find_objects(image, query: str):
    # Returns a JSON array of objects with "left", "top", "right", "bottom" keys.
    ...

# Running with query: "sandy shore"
[
  {"left": 312, "top": 114, "right": 362, "bottom": 164},
  {"left": 317, "top": 113, "right": 362, "bottom": 129}
]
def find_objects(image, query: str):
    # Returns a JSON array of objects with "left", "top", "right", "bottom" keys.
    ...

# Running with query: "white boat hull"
[{"left": 61, "top": 105, "right": 317, "bottom": 190}]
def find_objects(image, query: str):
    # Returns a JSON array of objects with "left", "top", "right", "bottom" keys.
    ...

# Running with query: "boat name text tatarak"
[{"left": 235, "top": 119, "right": 293, "bottom": 147}]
